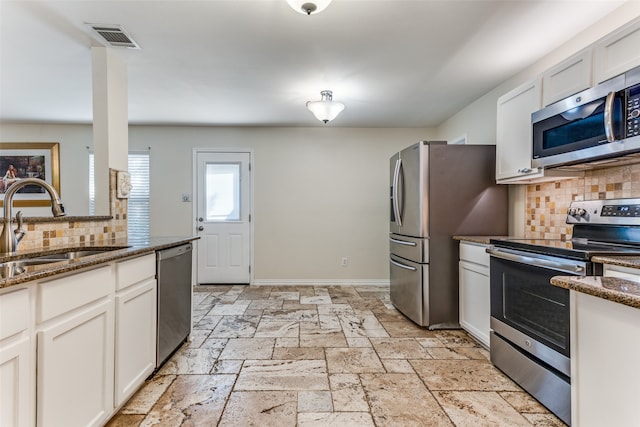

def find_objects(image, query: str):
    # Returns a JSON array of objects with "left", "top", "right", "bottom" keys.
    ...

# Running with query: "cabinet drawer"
[
  {"left": 0, "top": 288, "right": 30, "bottom": 340},
  {"left": 116, "top": 254, "right": 156, "bottom": 291},
  {"left": 459, "top": 242, "right": 489, "bottom": 266},
  {"left": 37, "top": 265, "right": 115, "bottom": 323}
]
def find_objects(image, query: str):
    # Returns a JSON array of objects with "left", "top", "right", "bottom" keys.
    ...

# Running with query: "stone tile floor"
[{"left": 107, "top": 285, "right": 566, "bottom": 426}]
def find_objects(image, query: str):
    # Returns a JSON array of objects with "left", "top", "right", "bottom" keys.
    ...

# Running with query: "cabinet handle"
[{"left": 518, "top": 167, "right": 532, "bottom": 173}]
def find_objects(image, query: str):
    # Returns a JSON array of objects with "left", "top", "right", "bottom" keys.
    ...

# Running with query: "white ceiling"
[{"left": 0, "top": 0, "right": 628, "bottom": 128}]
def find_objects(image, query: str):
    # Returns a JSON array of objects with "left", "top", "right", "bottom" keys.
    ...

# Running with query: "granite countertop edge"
[
  {"left": 551, "top": 275, "right": 640, "bottom": 309},
  {"left": 591, "top": 255, "right": 640, "bottom": 269},
  {"left": 453, "top": 235, "right": 511, "bottom": 245},
  {"left": 0, "top": 236, "right": 199, "bottom": 289}
]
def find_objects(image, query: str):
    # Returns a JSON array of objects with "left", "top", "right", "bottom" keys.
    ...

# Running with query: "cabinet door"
[
  {"left": 496, "top": 78, "right": 542, "bottom": 181},
  {"left": 542, "top": 49, "right": 593, "bottom": 106},
  {"left": 114, "top": 277, "right": 157, "bottom": 407},
  {"left": 595, "top": 17, "right": 640, "bottom": 83},
  {"left": 37, "top": 300, "right": 114, "bottom": 427},
  {"left": 0, "top": 337, "right": 32, "bottom": 427},
  {"left": 459, "top": 260, "right": 490, "bottom": 348}
]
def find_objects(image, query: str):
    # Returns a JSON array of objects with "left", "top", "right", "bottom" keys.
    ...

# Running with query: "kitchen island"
[{"left": 0, "top": 236, "right": 198, "bottom": 427}]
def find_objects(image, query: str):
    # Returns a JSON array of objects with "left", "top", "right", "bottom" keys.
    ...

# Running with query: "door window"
[{"left": 205, "top": 162, "right": 240, "bottom": 222}]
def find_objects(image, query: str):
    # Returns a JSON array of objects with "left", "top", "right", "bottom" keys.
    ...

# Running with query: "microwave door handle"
[
  {"left": 392, "top": 158, "right": 403, "bottom": 227},
  {"left": 604, "top": 91, "right": 616, "bottom": 143}
]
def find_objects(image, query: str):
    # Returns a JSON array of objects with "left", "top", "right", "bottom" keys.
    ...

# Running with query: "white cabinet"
[
  {"left": 570, "top": 286, "right": 640, "bottom": 427},
  {"left": 36, "top": 266, "right": 115, "bottom": 427},
  {"left": 458, "top": 242, "right": 490, "bottom": 348},
  {"left": 496, "top": 78, "right": 542, "bottom": 183},
  {"left": 114, "top": 254, "right": 157, "bottom": 407},
  {"left": 542, "top": 48, "right": 593, "bottom": 106},
  {"left": 0, "top": 287, "right": 34, "bottom": 427},
  {"left": 595, "top": 17, "right": 640, "bottom": 83}
]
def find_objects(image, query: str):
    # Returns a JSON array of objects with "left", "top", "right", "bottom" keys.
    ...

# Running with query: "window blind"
[{"left": 89, "top": 152, "right": 150, "bottom": 242}]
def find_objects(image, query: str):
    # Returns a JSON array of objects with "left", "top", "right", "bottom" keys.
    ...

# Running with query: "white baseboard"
[{"left": 251, "top": 279, "right": 390, "bottom": 287}]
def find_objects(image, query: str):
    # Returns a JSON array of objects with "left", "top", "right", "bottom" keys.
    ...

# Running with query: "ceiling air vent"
[{"left": 87, "top": 24, "right": 140, "bottom": 49}]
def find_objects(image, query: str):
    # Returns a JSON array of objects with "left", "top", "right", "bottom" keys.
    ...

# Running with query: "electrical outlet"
[
  {"left": 182, "top": 193, "right": 192, "bottom": 202},
  {"left": 341, "top": 257, "right": 348, "bottom": 267}
]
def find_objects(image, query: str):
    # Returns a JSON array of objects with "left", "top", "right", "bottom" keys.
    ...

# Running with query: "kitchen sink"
[{"left": 0, "top": 246, "right": 129, "bottom": 279}]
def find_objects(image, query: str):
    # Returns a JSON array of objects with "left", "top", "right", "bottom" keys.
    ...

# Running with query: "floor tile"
[
  {"left": 141, "top": 374, "right": 235, "bottom": 426},
  {"left": 112, "top": 285, "right": 567, "bottom": 426},
  {"left": 360, "top": 373, "right": 454, "bottom": 426},
  {"left": 410, "top": 359, "right": 521, "bottom": 391},
  {"left": 434, "top": 390, "right": 531, "bottom": 426},
  {"left": 298, "top": 390, "right": 333, "bottom": 412},
  {"left": 325, "top": 347, "right": 385, "bottom": 373},
  {"left": 218, "top": 391, "right": 297, "bottom": 426},
  {"left": 297, "top": 412, "right": 376, "bottom": 426},
  {"left": 219, "top": 337, "right": 275, "bottom": 359},
  {"left": 235, "top": 359, "right": 329, "bottom": 391},
  {"left": 329, "top": 374, "right": 370, "bottom": 412}
]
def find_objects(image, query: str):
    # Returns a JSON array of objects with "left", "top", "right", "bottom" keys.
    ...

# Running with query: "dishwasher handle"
[{"left": 157, "top": 243, "right": 193, "bottom": 261}]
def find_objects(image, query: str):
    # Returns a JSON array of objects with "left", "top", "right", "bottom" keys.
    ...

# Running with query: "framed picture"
[{"left": 0, "top": 142, "right": 61, "bottom": 207}]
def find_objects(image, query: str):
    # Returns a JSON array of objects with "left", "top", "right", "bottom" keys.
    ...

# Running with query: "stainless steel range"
[{"left": 488, "top": 197, "right": 640, "bottom": 426}]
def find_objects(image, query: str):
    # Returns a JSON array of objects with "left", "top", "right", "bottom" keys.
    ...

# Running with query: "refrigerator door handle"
[
  {"left": 392, "top": 158, "right": 403, "bottom": 227},
  {"left": 390, "top": 257, "right": 417, "bottom": 271},
  {"left": 389, "top": 237, "right": 417, "bottom": 246}
]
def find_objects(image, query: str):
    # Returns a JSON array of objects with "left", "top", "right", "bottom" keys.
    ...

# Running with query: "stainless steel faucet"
[{"left": 0, "top": 178, "right": 65, "bottom": 254}]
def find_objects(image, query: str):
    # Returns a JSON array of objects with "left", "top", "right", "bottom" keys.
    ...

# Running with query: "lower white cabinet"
[
  {"left": 36, "top": 266, "right": 115, "bottom": 427},
  {"left": 458, "top": 242, "right": 490, "bottom": 348},
  {"left": 0, "top": 287, "right": 34, "bottom": 427},
  {"left": 37, "top": 299, "right": 114, "bottom": 427},
  {"left": 570, "top": 284, "right": 640, "bottom": 427},
  {"left": 114, "top": 254, "right": 157, "bottom": 407},
  {"left": 0, "top": 253, "right": 160, "bottom": 427}
]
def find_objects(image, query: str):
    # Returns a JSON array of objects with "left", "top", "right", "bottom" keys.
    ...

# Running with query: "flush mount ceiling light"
[
  {"left": 306, "top": 90, "right": 345, "bottom": 123},
  {"left": 287, "top": 0, "right": 333, "bottom": 15}
]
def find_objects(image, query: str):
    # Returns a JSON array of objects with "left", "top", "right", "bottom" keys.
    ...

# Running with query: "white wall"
[
  {"left": 0, "top": 123, "right": 92, "bottom": 217},
  {"left": 1, "top": 123, "right": 434, "bottom": 281},
  {"left": 435, "top": 1, "right": 640, "bottom": 235}
]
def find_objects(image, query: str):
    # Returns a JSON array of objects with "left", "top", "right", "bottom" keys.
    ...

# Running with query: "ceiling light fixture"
[
  {"left": 287, "top": 0, "right": 333, "bottom": 15},
  {"left": 306, "top": 90, "right": 345, "bottom": 123}
]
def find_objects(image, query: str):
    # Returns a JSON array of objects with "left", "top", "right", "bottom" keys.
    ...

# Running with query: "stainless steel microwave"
[{"left": 532, "top": 66, "right": 640, "bottom": 169}]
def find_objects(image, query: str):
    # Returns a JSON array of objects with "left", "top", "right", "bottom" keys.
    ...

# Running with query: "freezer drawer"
[
  {"left": 389, "top": 234, "right": 428, "bottom": 263},
  {"left": 389, "top": 254, "right": 428, "bottom": 326}
]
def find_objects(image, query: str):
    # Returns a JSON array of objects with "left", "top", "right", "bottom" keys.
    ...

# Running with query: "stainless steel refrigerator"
[{"left": 389, "top": 141, "right": 507, "bottom": 328}]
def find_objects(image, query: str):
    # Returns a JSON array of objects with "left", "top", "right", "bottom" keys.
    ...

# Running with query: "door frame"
[{"left": 192, "top": 148, "right": 254, "bottom": 285}]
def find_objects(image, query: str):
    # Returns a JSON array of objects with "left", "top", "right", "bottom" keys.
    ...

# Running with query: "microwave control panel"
[{"left": 627, "top": 84, "right": 640, "bottom": 137}]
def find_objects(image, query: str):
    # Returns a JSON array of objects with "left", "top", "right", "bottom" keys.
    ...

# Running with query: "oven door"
[{"left": 488, "top": 247, "right": 586, "bottom": 364}]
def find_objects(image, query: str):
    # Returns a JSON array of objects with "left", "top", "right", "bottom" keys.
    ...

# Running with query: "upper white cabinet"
[
  {"left": 496, "top": 78, "right": 542, "bottom": 182},
  {"left": 542, "top": 48, "right": 593, "bottom": 106},
  {"left": 595, "top": 17, "right": 640, "bottom": 83}
]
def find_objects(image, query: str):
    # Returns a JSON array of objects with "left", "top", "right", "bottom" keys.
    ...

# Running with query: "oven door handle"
[{"left": 487, "top": 247, "right": 585, "bottom": 275}]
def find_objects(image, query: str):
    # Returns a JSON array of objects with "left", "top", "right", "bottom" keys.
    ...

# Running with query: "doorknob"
[
  {"left": 198, "top": 226, "right": 204, "bottom": 231},
  {"left": 198, "top": 217, "right": 204, "bottom": 222}
]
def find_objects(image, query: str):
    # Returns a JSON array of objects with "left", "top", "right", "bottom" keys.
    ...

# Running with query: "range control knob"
[
  {"left": 568, "top": 208, "right": 576, "bottom": 216},
  {"left": 577, "top": 208, "right": 587, "bottom": 217}
]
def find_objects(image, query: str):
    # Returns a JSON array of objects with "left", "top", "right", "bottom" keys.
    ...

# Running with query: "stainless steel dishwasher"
[{"left": 156, "top": 242, "right": 193, "bottom": 368}]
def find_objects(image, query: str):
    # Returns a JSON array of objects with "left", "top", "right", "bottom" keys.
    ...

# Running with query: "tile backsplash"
[
  {"left": 16, "top": 169, "right": 128, "bottom": 251},
  {"left": 526, "top": 163, "right": 640, "bottom": 239}
]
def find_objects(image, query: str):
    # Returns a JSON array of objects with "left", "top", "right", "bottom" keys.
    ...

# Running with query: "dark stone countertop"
[
  {"left": 453, "top": 236, "right": 511, "bottom": 245},
  {"left": 0, "top": 236, "right": 199, "bottom": 289},
  {"left": 551, "top": 275, "right": 640, "bottom": 309}
]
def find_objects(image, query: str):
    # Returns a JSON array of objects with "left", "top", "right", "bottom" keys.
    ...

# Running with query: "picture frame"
[{"left": 0, "top": 142, "right": 61, "bottom": 207}]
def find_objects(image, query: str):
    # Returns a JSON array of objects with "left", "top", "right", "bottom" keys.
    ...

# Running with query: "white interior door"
[{"left": 195, "top": 151, "right": 251, "bottom": 284}]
